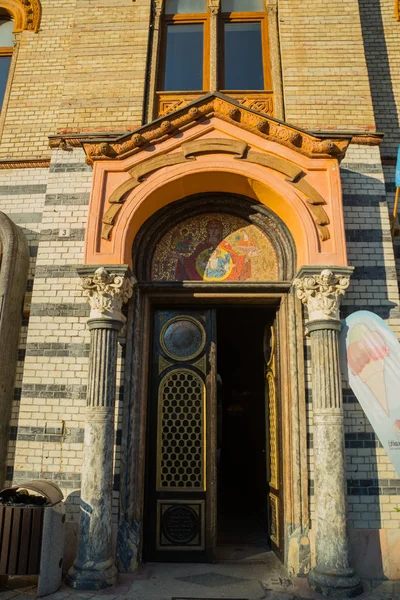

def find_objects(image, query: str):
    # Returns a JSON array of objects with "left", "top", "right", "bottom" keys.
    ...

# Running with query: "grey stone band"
[
  {"left": 88, "top": 318, "right": 123, "bottom": 331},
  {"left": 306, "top": 319, "right": 341, "bottom": 334}
]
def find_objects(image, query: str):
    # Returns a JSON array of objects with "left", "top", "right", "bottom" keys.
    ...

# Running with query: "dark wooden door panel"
[
  {"left": 145, "top": 309, "right": 216, "bottom": 562},
  {"left": 265, "top": 319, "right": 283, "bottom": 559}
]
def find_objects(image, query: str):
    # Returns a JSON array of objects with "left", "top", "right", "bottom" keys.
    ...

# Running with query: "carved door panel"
[
  {"left": 145, "top": 309, "right": 217, "bottom": 562},
  {"left": 265, "top": 320, "right": 283, "bottom": 557}
]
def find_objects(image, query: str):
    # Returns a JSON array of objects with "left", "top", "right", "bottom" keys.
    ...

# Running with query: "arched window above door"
[{"left": 154, "top": 0, "right": 273, "bottom": 118}]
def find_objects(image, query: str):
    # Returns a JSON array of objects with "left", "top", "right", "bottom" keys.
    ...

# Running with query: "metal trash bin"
[{"left": 0, "top": 480, "right": 65, "bottom": 597}]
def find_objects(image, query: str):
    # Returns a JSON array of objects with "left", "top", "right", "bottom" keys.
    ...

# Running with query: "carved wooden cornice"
[
  {"left": 78, "top": 94, "right": 351, "bottom": 166},
  {"left": 1, "top": 0, "right": 41, "bottom": 33},
  {"left": 100, "top": 137, "right": 331, "bottom": 244}
]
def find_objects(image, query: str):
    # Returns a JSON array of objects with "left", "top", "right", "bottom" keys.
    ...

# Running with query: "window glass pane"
[
  {"left": 221, "top": 0, "right": 263, "bottom": 11},
  {"left": 164, "top": 24, "right": 203, "bottom": 91},
  {"left": 0, "top": 20, "right": 13, "bottom": 47},
  {"left": 0, "top": 55, "right": 11, "bottom": 110},
  {"left": 165, "top": 0, "right": 206, "bottom": 13},
  {"left": 224, "top": 22, "right": 264, "bottom": 89}
]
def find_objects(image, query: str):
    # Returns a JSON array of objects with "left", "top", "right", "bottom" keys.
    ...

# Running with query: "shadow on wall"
[
  {"left": 4, "top": 225, "right": 40, "bottom": 489},
  {"left": 337, "top": 169, "right": 400, "bottom": 579},
  {"left": 358, "top": 0, "right": 399, "bottom": 157},
  {"left": 63, "top": 491, "right": 81, "bottom": 574}
]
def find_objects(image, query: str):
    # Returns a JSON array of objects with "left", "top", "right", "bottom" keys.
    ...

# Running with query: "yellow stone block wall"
[
  {"left": 0, "top": 0, "right": 151, "bottom": 159},
  {"left": 2, "top": 1, "right": 400, "bottom": 158},
  {"left": 56, "top": 0, "right": 151, "bottom": 132},
  {"left": 279, "top": 0, "right": 400, "bottom": 157},
  {"left": 0, "top": 0, "right": 76, "bottom": 159},
  {"left": 279, "top": 0, "right": 376, "bottom": 132}
]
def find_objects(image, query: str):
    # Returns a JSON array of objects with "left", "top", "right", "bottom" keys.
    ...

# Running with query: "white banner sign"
[{"left": 340, "top": 310, "right": 400, "bottom": 478}]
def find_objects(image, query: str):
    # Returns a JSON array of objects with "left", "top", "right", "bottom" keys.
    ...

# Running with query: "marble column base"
[
  {"left": 66, "top": 558, "right": 118, "bottom": 591},
  {"left": 309, "top": 566, "right": 363, "bottom": 598}
]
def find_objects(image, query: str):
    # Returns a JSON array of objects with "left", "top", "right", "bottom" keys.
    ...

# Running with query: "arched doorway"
[{"left": 123, "top": 192, "right": 303, "bottom": 566}]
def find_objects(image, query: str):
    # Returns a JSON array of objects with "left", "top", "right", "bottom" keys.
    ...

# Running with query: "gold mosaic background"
[{"left": 151, "top": 213, "right": 279, "bottom": 282}]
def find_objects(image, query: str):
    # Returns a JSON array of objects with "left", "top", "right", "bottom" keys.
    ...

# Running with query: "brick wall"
[
  {"left": 279, "top": 0, "right": 375, "bottom": 132},
  {"left": 0, "top": 0, "right": 151, "bottom": 160}
]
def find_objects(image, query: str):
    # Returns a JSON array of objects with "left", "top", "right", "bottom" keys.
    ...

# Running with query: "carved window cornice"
[
  {"left": 1, "top": 0, "right": 41, "bottom": 33},
  {"left": 77, "top": 93, "right": 351, "bottom": 166}
]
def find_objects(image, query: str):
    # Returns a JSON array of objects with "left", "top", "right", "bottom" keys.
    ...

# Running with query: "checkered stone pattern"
[
  {"left": 305, "top": 145, "right": 400, "bottom": 544},
  {"left": 0, "top": 149, "right": 125, "bottom": 535}
]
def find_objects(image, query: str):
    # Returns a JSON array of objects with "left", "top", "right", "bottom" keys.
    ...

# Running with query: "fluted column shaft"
[
  {"left": 67, "top": 268, "right": 134, "bottom": 591},
  {"left": 294, "top": 268, "right": 362, "bottom": 598},
  {"left": 75, "top": 323, "right": 120, "bottom": 578},
  {"left": 308, "top": 322, "right": 352, "bottom": 572}
]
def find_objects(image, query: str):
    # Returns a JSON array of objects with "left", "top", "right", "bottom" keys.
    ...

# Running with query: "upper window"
[
  {"left": 158, "top": 0, "right": 271, "bottom": 98},
  {"left": 0, "top": 17, "right": 13, "bottom": 112},
  {"left": 161, "top": 0, "right": 208, "bottom": 92}
]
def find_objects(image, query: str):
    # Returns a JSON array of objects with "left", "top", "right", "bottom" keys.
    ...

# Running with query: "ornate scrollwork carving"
[
  {"left": 293, "top": 269, "right": 350, "bottom": 322},
  {"left": 81, "top": 267, "right": 134, "bottom": 322},
  {"left": 82, "top": 94, "right": 350, "bottom": 165},
  {"left": 2, "top": 0, "right": 41, "bottom": 33}
]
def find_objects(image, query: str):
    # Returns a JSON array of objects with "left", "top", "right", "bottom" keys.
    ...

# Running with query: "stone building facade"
[{"left": 0, "top": 0, "right": 400, "bottom": 597}]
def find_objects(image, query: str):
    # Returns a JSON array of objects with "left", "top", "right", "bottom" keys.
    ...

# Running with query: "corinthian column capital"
[
  {"left": 293, "top": 267, "right": 352, "bottom": 323},
  {"left": 79, "top": 266, "right": 134, "bottom": 322}
]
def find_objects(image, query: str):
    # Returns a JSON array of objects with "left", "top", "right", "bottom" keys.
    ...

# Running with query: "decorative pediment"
[
  {"left": 1, "top": 0, "right": 41, "bottom": 33},
  {"left": 74, "top": 92, "right": 351, "bottom": 271},
  {"left": 100, "top": 137, "right": 331, "bottom": 244},
  {"left": 76, "top": 93, "right": 351, "bottom": 166}
]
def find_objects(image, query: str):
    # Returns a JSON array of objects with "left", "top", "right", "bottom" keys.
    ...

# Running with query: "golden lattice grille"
[{"left": 157, "top": 369, "right": 205, "bottom": 491}]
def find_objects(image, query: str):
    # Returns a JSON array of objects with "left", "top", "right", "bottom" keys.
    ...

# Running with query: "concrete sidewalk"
[{"left": 1, "top": 560, "right": 399, "bottom": 600}]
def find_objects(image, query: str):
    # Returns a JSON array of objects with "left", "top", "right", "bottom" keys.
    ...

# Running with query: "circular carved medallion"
[
  {"left": 161, "top": 504, "right": 199, "bottom": 545},
  {"left": 161, "top": 317, "right": 206, "bottom": 361}
]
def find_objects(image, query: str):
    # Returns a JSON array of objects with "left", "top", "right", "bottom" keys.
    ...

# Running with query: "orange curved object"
[{"left": 85, "top": 118, "right": 348, "bottom": 272}]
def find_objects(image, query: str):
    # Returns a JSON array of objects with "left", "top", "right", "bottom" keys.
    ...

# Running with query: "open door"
[
  {"left": 144, "top": 309, "right": 217, "bottom": 562},
  {"left": 265, "top": 319, "right": 283, "bottom": 557}
]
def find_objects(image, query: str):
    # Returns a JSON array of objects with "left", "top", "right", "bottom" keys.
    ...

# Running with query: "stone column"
[
  {"left": 266, "top": 0, "right": 285, "bottom": 120},
  {"left": 209, "top": 0, "right": 220, "bottom": 91},
  {"left": 67, "top": 267, "right": 134, "bottom": 590},
  {"left": 293, "top": 268, "right": 362, "bottom": 598}
]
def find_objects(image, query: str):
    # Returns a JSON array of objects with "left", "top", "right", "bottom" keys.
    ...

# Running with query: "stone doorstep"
[{"left": 1, "top": 574, "right": 400, "bottom": 600}]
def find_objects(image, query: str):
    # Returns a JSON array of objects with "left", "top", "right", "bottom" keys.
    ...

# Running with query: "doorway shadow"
[{"left": 216, "top": 306, "right": 273, "bottom": 563}]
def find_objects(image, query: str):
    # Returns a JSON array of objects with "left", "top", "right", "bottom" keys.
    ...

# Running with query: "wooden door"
[
  {"left": 145, "top": 309, "right": 217, "bottom": 562},
  {"left": 264, "top": 319, "right": 283, "bottom": 557}
]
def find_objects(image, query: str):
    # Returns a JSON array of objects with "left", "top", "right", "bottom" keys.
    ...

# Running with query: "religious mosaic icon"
[{"left": 151, "top": 213, "right": 278, "bottom": 281}]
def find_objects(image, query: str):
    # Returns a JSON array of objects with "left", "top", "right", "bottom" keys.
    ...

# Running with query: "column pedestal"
[
  {"left": 67, "top": 268, "right": 134, "bottom": 590},
  {"left": 294, "top": 269, "right": 362, "bottom": 598}
]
